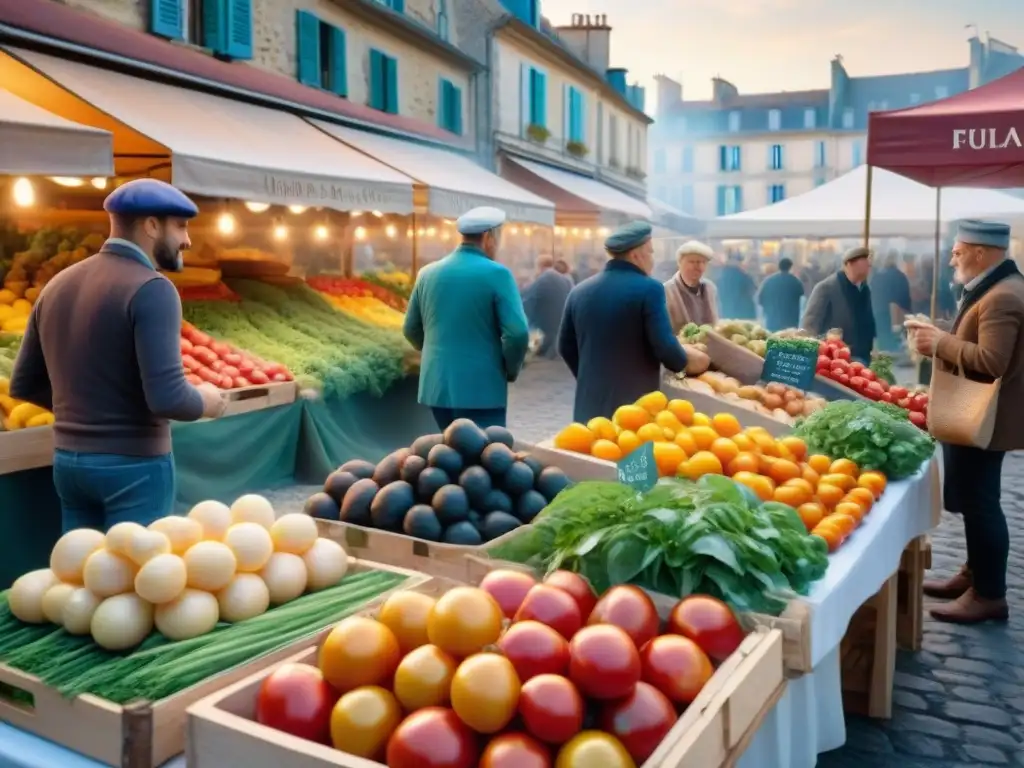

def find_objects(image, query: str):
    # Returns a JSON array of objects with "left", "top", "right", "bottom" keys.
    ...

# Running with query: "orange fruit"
[
  {"left": 686, "top": 450, "right": 724, "bottom": 477},
  {"left": 775, "top": 443, "right": 797, "bottom": 462},
  {"left": 745, "top": 426, "right": 771, "bottom": 438},
  {"left": 822, "top": 512, "right": 857, "bottom": 535},
  {"left": 816, "top": 483, "right": 845, "bottom": 509},
  {"left": 591, "top": 439, "right": 623, "bottom": 461},
  {"left": 733, "top": 472, "right": 775, "bottom": 501},
  {"left": 711, "top": 413, "right": 742, "bottom": 438},
  {"left": 731, "top": 433, "right": 756, "bottom": 452},
  {"left": 613, "top": 404, "right": 651, "bottom": 431},
  {"left": 753, "top": 434, "right": 778, "bottom": 456},
  {"left": 773, "top": 484, "right": 810, "bottom": 508},
  {"left": 758, "top": 453, "right": 777, "bottom": 475},
  {"left": 692, "top": 412, "right": 712, "bottom": 427},
  {"left": 662, "top": 428, "right": 676, "bottom": 441},
  {"left": 667, "top": 399, "right": 695, "bottom": 426},
  {"left": 807, "top": 454, "right": 832, "bottom": 474},
  {"left": 617, "top": 430, "right": 641, "bottom": 454},
  {"left": 636, "top": 391, "right": 668, "bottom": 415},
  {"left": 727, "top": 452, "right": 761, "bottom": 476},
  {"left": 674, "top": 430, "right": 698, "bottom": 455},
  {"left": 554, "top": 423, "right": 596, "bottom": 453},
  {"left": 586, "top": 416, "right": 619, "bottom": 441},
  {"left": 829, "top": 458, "right": 860, "bottom": 477},
  {"left": 857, "top": 471, "right": 887, "bottom": 499},
  {"left": 844, "top": 487, "right": 875, "bottom": 513},
  {"left": 800, "top": 464, "right": 821, "bottom": 487},
  {"left": 768, "top": 459, "right": 802, "bottom": 485},
  {"left": 835, "top": 500, "right": 865, "bottom": 523},
  {"left": 779, "top": 436, "right": 808, "bottom": 462},
  {"left": 797, "top": 502, "right": 826, "bottom": 530},
  {"left": 820, "top": 473, "right": 856, "bottom": 492},
  {"left": 688, "top": 426, "right": 719, "bottom": 450},
  {"left": 653, "top": 442, "right": 687, "bottom": 476},
  {"left": 655, "top": 411, "right": 683, "bottom": 432},
  {"left": 636, "top": 423, "right": 666, "bottom": 443},
  {"left": 710, "top": 437, "right": 740, "bottom": 466},
  {"left": 783, "top": 477, "right": 815, "bottom": 496},
  {"left": 811, "top": 526, "right": 843, "bottom": 553}
]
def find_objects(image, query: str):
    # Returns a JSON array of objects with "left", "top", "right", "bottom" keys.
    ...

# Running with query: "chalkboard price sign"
[
  {"left": 617, "top": 442, "right": 657, "bottom": 493},
  {"left": 760, "top": 343, "right": 818, "bottom": 391}
]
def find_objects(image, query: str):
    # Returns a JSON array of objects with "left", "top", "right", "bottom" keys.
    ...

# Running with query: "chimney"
[
  {"left": 555, "top": 12, "right": 612, "bottom": 72},
  {"left": 606, "top": 68, "right": 627, "bottom": 96},
  {"left": 654, "top": 74, "right": 682, "bottom": 116},
  {"left": 711, "top": 77, "right": 738, "bottom": 104}
]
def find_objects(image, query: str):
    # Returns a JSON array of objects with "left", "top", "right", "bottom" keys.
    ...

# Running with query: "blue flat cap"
[
  {"left": 956, "top": 219, "right": 1011, "bottom": 250},
  {"left": 457, "top": 206, "right": 506, "bottom": 235},
  {"left": 605, "top": 220, "right": 652, "bottom": 254},
  {"left": 104, "top": 179, "right": 199, "bottom": 219}
]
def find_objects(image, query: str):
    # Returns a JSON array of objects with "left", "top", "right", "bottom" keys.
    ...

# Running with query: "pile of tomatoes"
[
  {"left": 180, "top": 322, "right": 294, "bottom": 390},
  {"left": 815, "top": 339, "right": 929, "bottom": 428},
  {"left": 254, "top": 570, "right": 746, "bottom": 767}
]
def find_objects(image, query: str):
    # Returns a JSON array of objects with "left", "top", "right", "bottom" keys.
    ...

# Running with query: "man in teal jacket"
[{"left": 403, "top": 207, "right": 530, "bottom": 430}]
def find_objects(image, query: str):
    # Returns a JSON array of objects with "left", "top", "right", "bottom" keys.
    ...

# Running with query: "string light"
[
  {"left": 406, "top": 228, "right": 414, "bottom": 238},
  {"left": 50, "top": 177, "right": 83, "bottom": 187},
  {"left": 371, "top": 210, "right": 383, "bottom": 218},
  {"left": 90, "top": 178, "right": 108, "bottom": 190},
  {"left": 524, "top": 227, "right": 532, "bottom": 236},
  {"left": 273, "top": 224, "right": 288, "bottom": 241},
  {"left": 509, "top": 226, "right": 519, "bottom": 235},
  {"left": 571, "top": 228, "right": 579, "bottom": 236},
  {"left": 245, "top": 202, "right": 270, "bottom": 213},
  {"left": 350, "top": 210, "right": 363, "bottom": 218},
  {"left": 354, "top": 226, "right": 367, "bottom": 241},
  {"left": 417, "top": 228, "right": 425, "bottom": 237},
  {"left": 314, "top": 225, "right": 328, "bottom": 241},
  {"left": 583, "top": 228, "right": 592, "bottom": 239},
  {"left": 12, "top": 178, "right": 34, "bottom": 207},
  {"left": 426, "top": 227, "right": 436, "bottom": 237},
  {"left": 385, "top": 224, "right": 397, "bottom": 239},
  {"left": 216, "top": 213, "right": 236, "bottom": 235},
  {"left": 287, "top": 205, "right": 307, "bottom": 214},
  {"left": 598, "top": 227, "right": 610, "bottom": 236}
]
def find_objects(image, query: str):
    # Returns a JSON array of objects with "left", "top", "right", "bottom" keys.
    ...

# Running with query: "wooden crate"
[
  {"left": 0, "top": 559, "right": 427, "bottom": 768},
  {"left": 705, "top": 331, "right": 764, "bottom": 384},
  {"left": 662, "top": 378, "right": 794, "bottom": 437},
  {"left": 840, "top": 572, "right": 897, "bottom": 719},
  {"left": 0, "top": 426, "right": 54, "bottom": 475},
  {"left": 220, "top": 382, "right": 297, "bottom": 418}
]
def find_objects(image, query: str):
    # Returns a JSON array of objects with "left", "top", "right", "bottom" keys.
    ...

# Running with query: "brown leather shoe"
[
  {"left": 923, "top": 566, "right": 972, "bottom": 599},
  {"left": 929, "top": 588, "right": 1008, "bottom": 624}
]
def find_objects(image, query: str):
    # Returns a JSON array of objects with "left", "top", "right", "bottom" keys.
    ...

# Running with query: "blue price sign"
[
  {"left": 761, "top": 345, "right": 817, "bottom": 392},
  {"left": 616, "top": 442, "right": 657, "bottom": 492}
]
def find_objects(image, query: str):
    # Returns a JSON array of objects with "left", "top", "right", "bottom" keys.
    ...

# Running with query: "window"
[
  {"left": 935, "top": 85, "right": 949, "bottom": 98},
  {"left": 842, "top": 108, "right": 854, "bottom": 129},
  {"left": 680, "top": 185, "right": 695, "bottom": 213},
  {"left": 768, "top": 184, "right": 785, "bottom": 203},
  {"left": 295, "top": 11, "right": 347, "bottom": 96},
  {"left": 768, "top": 109, "right": 781, "bottom": 131},
  {"left": 653, "top": 148, "right": 666, "bottom": 173},
  {"left": 728, "top": 111, "right": 741, "bottom": 132},
  {"left": 681, "top": 146, "right": 694, "bottom": 173},
  {"left": 910, "top": 93, "right": 920, "bottom": 104},
  {"left": 803, "top": 108, "right": 816, "bottom": 129},
  {"left": 437, "top": 0, "right": 448, "bottom": 40},
  {"left": 520, "top": 65, "right": 547, "bottom": 129},
  {"left": 815, "top": 140, "right": 826, "bottom": 168},
  {"left": 151, "top": 0, "right": 253, "bottom": 60},
  {"left": 609, "top": 114, "right": 620, "bottom": 165},
  {"left": 372, "top": 0, "right": 405, "bottom": 10},
  {"left": 369, "top": 49, "right": 398, "bottom": 114},
  {"left": 565, "top": 86, "right": 585, "bottom": 143},
  {"left": 717, "top": 185, "right": 742, "bottom": 215},
  {"left": 438, "top": 78, "right": 462, "bottom": 135},
  {"left": 718, "top": 145, "right": 741, "bottom": 171},
  {"left": 852, "top": 140, "right": 864, "bottom": 167},
  {"left": 768, "top": 144, "right": 784, "bottom": 171}
]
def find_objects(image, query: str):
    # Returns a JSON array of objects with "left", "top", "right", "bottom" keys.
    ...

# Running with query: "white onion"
[
  {"left": 49, "top": 529, "right": 105, "bottom": 584},
  {"left": 9, "top": 569, "right": 60, "bottom": 623},
  {"left": 301, "top": 538, "right": 349, "bottom": 591},
  {"left": 82, "top": 549, "right": 136, "bottom": 598},
  {"left": 269, "top": 514, "right": 318, "bottom": 555},
  {"left": 155, "top": 589, "right": 219, "bottom": 641},
  {"left": 187, "top": 500, "right": 233, "bottom": 541},
  {"left": 105, "top": 522, "right": 146, "bottom": 556},
  {"left": 229, "top": 494, "right": 276, "bottom": 529},
  {"left": 148, "top": 516, "right": 204, "bottom": 555},
  {"left": 183, "top": 541, "right": 237, "bottom": 592},
  {"left": 90, "top": 593, "right": 154, "bottom": 650},
  {"left": 40, "top": 583, "right": 77, "bottom": 625},
  {"left": 134, "top": 554, "right": 187, "bottom": 604},
  {"left": 216, "top": 574, "right": 270, "bottom": 622},
  {"left": 125, "top": 529, "right": 172, "bottom": 566},
  {"left": 259, "top": 552, "right": 308, "bottom": 605},
  {"left": 224, "top": 523, "right": 274, "bottom": 573},
  {"left": 62, "top": 587, "right": 103, "bottom": 635}
]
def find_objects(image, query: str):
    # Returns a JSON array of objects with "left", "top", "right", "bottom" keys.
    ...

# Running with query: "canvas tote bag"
[{"left": 927, "top": 349, "right": 1000, "bottom": 448}]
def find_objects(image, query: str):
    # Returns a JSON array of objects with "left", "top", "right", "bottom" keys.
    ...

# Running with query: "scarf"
[
  {"left": 837, "top": 272, "right": 876, "bottom": 360},
  {"left": 953, "top": 258, "right": 1021, "bottom": 333}
]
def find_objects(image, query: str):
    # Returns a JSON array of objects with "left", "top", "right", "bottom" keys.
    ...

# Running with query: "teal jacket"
[{"left": 403, "top": 245, "right": 530, "bottom": 409}]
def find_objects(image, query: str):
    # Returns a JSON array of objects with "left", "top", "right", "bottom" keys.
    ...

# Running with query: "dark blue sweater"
[{"left": 558, "top": 260, "right": 688, "bottom": 423}]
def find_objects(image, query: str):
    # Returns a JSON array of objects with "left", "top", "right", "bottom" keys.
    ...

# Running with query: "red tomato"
[
  {"left": 498, "top": 620, "right": 570, "bottom": 681},
  {"left": 831, "top": 357, "right": 849, "bottom": 371},
  {"left": 480, "top": 732, "right": 552, "bottom": 768},
  {"left": 587, "top": 585, "right": 660, "bottom": 649},
  {"left": 210, "top": 359, "right": 226, "bottom": 372},
  {"left": 272, "top": 372, "right": 290, "bottom": 383},
  {"left": 640, "top": 634, "right": 713, "bottom": 704},
  {"left": 568, "top": 625, "right": 641, "bottom": 700},
  {"left": 180, "top": 337, "right": 193, "bottom": 354},
  {"left": 198, "top": 367, "right": 220, "bottom": 384},
  {"left": 190, "top": 331, "right": 212, "bottom": 347},
  {"left": 221, "top": 365, "right": 240, "bottom": 378},
  {"left": 219, "top": 374, "right": 235, "bottom": 389},
  {"left": 911, "top": 394, "right": 928, "bottom": 411},
  {"left": 237, "top": 359, "right": 256, "bottom": 375},
  {"left": 667, "top": 596, "right": 745, "bottom": 662},
  {"left": 848, "top": 361, "right": 864, "bottom": 374},
  {"left": 248, "top": 369, "right": 271, "bottom": 385},
  {"left": 600, "top": 681, "right": 677, "bottom": 762},
  {"left": 865, "top": 381, "right": 885, "bottom": 399},
  {"left": 834, "top": 347, "right": 852, "bottom": 361},
  {"left": 518, "top": 674, "right": 584, "bottom": 745},
  {"left": 848, "top": 375, "right": 866, "bottom": 392},
  {"left": 889, "top": 385, "right": 908, "bottom": 401},
  {"left": 816, "top": 355, "right": 832, "bottom": 370},
  {"left": 181, "top": 354, "right": 200, "bottom": 371},
  {"left": 897, "top": 397, "right": 911, "bottom": 409},
  {"left": 880, "top": 391, "right": 893, "bottom": 403},
  {"left": 186, "top": 374, "right": 203, "bottom": 385},
  {"left": 211, "top": 341, "right": 232, "bottom": 357},
  {"left": 385, "top": 707, "right": 478, "bottom": 768},
  {"left": 543, "top": 571, "right": 597, "bottom": 619},
  {"left": 909, "top": 411, "right": 927, "bottom": 429},
  {"left": 481, "top": 570, "right": 537, "bottom": 618},
  {"left": 817, "top": 343, "right": 829, "bottom": 356},
  {"left": 860, "top": 368, "right": 876, "bottom": 382},
  {"left": 514, "top": 585, "right": 583, "bottom": 640},
  {"left": 222, "top": 352, "right": 243, "bottom": 366},
  {"left": 839, "top": 373, "right": 851, "bottom": 386},
  {"left": 233, "top": 376, "right": 250, "bottom": 389},
  {"left": 255, "top": 663, "right": 338, "bottom": 744}
]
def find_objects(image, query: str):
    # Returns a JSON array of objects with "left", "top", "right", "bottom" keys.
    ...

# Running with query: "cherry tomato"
[
  {"left": 518, "top": 674, "right": 584, "bottom": 744},
  {"left": 554, "top": 731, "right": 635, "bottom": 768},
  {"left": 378, "top": 590, "right": 437, "bottom": 653},
  {"left": 480, "top": 732, "right": 552, "bottom": 768},
  {"left": 640, "top": 634, "right": 713, "bottom": 704},
  {"left": 248, "top": 369, "right": 270, "bottom": 385},
  {"left": 255, "top": 663, "right": 337, "bottom": 743},
  {"left": 587, "top": 585, "right": 660, "bottom": 649},
  {"left": 497, "top": 620, "right": 570, "bottom": 681},
  {"left": 835, "top": 347, "right": 852, "bottom": 361},
  {"left": 450, "top": 653, "right": 521, "bottom": 733},
  {"left": 428, "top": 586, "right": 504, "bottom": 657},
  {"left": 600, "top": 681, "right": 677, "bottom": 762},
  {"left": 480, "top": 569, "right": 537, "bottom": 618},
  {"left": 386, "top": 707, "right": 478, "bottom": 768},
  {"left": 543, "top": 571, "right": 597, "bottom": 619},
  {"left": 318, "top": 616, "right": 401, "bottom": 693},
  {"left": 329, "top": 685, "right": 402, "bottom": 759},
  {"left": 667, "top": 595, "right": 745, "bottom": 662},
  {"left": 393, "top": 644, "right": 457, "bottom": 711},
  {"left": 514, "top": 584, "right": 583, "bottom": 640},
  {"left": 568, "top": 625, "right": 641, "bottom": 700}
]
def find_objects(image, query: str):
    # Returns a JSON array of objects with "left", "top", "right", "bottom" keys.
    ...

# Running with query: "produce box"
[
  {"left": 0, "top": 559, "right": 427, "bottom": 768},
  {"left": 220, "top": 381, "right": 298, "bottom": 418},
  {"left": 705, "top": 331, "right": 764, "bottom": 384},
  {"left": 0, "top": 424, "right": 53, "bottom": 475},
  {"left": 662, "top": 378, "right": 793, "bottom": 437}
]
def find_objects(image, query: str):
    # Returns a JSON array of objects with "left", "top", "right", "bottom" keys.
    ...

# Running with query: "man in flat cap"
[
  {"left": 801, "top": 246, "right": 876, "bottom": 362},
  {"left": 10, "top": 179, "right": 225, "bottom": 532},
  {"left": 908, "top": 220, "right": 1024, "bottom": 624},
  {"left": 403, "top": 206, "right": 529, "bottom": 430},
  {"left": 558, "top": 221, "right": 709, "bottom": 423},
  {"left": 664, "top": 240, "right": 719, "bottom": 333}
]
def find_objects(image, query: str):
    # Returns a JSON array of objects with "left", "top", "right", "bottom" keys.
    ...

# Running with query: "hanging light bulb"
[
  {"left": 288, "top": 205, "right": 307, "bottom": 214},
  {"left": 417, "top": 228, "right": 425, "bottom": 237},
  {"left": 441, "top": 231, "right": 450, "bottom": 242},
  {"left": 406, "top": 228, "right": 414, "bottom": 238},
  {"left": 524, "top": 227, "right": 532, "bottom": 236},
  {"left": 314, "top": 225, "right": 329, "bottom": 241},
  {"left": 583, "top": 228, "right": 592, "bottom": 239},
  {"left": 90, "top": 177, "right": 108, "bottom": 190},
  {"left": 426, "top": 227, "right": 436, "bottom": 237},
  {"left": 597, "top": 227, "right": 610, "bottom": 236},
  {"left": 371, "top": 210, "right": 383, "bottom": 218},
  {"left": 216, "top": 213, "right": 236, "bottom": 235},
  {"left": 273, "top": 224, "right": 288, "bottom": 241},
  {"left": 385, "top": 224, "right": 397, "bottom": 239},
  {"left": 350, "top": 210, "right": 364, "bottom": 218},
  {"left": 12, "top": 178, "right": 34, "bottom": 207},
  {"left": 510, "top": 226, "right": 519, "bottom": 235},
  {"left": 245, "top": 202, "right": 270, "bottom": 213},
  {"left": 50, "top": 177, "right": 83, "bottom": 187},
  {"left": 571, "top": 228, "right": 579, "bottom": 236},
  {"left": 354, "top": 226, "right": 367, "bottom": 241}
]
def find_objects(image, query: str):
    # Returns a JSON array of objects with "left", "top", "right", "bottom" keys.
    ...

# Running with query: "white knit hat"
[{"left": 676, "top": 240, "right": 714, "bottom": 260}]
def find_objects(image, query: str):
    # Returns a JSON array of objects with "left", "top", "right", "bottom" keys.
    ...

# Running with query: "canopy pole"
[
  {"left": 930, "top": 188, "right": 942, "bottom": 321},
  {"left": 862, "top": 165, "right": 873, "bottom": 246},
  {"left": 411, "top": 213, "right": 420, "bottom": 278}
]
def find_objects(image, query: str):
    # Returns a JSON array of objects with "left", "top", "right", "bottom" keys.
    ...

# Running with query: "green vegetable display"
[
  {"left": 869, "top": 353, "right": 896, "bottom": 385},
  {"left": 0, "top": 332, "right": 21, "bottom": 378},
  {"left": 793, "top": 400, "right": 935, "bottom": 480},
  {"left": 489, "top": 475, "right": 829, "bottom": 616},
  {"left": 765, "top": 337, "right": 820, "bottom": 356}
]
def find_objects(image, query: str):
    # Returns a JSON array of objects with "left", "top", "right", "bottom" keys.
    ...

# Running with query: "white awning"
[
  {"left": 508, "top": 158, "right": 652, "bottom": 219},
  {"left": 310, "top": 121, "right": 555, "bottom": 226},
  {"left": 0, "top": 88, "right": 113, "bottom": 176},
  {"left": 9, "top": 48, "right": 414, "bottom": 213}
]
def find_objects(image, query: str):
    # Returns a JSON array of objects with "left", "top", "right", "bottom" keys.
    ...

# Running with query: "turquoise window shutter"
[
  {"left": 150, "top": 0, "right": 183, "bottom": 40},
  {"left": 438, "top": 78, "right": 447, "bottom": 129},
  {"left": 452, "top": 85, "right": 463, "bottom": 135},
  {"left": 224, "top": 0, "right": 253, "bottom": 60},
  {"left": 296, "top": 11, "right": 321, "bottom": 87},
  {"left": 562, "top": 84, "right": 570, "bottom": 142},
  {"left": 532, "top": 70, "right": 547, "bottom": 127},
  {"left": 329, "top": 26, "right": 347, "bottom": 96},
  {"left": 519, "top": 63, "right": 530, "bottom": 134},
  {"left": 391, "top": 0, "right": 405, "bottom": 12},
  {"left": 203, "top": 0, "right": 226, "bottom": 53},
  {"left": 384, "top": 56, "right": 399, "bottom": 114},
  {"left": 577, "top": 91, "right": 586, "bottom": 143},
  {"left": 369, "top": 49, "right": 385, "bottom": 110}
]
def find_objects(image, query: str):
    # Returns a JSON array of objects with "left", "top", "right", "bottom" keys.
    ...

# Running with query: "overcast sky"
[{"left": 540, "top": 0, "right": 1024, "bottom": 109}]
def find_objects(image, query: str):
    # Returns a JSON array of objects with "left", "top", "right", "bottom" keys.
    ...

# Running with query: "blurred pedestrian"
[
  {"left": 756, "top": 257, "right": 804, "bottom": 332},
  {"left": 522, "top": 254, "right": 571, "bottom": 359},
  {"left": 716, "top": 252, "right": 757, "bottom": 319},
  {"left": 870, "top": 251, "right": 912, "bottom": 352}
]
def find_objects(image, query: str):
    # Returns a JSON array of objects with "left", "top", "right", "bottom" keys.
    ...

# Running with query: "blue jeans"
[
  {"left": 431, "top": 407, "right": 507, "bottom": 431},
  {"left": 53, "top": 450, "right": 175, "bottom": 533}
]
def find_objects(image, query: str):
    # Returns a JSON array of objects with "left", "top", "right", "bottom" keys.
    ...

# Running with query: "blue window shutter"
[
  {"left": 452, "top": 85, "right": 463, "bottom": 135},
  {"left": 528, "top": 69, "right": 538, "bottom": 124},
  {"left": 203, "top": 0, "right": 226, "bottom": 53},
  {"left": 385, "top": 56, "right": 399, "bottom": 114},
  {"left": 391, "top": 0, "right": 405, "bottom": 12},
  {"left": 296, "top": 11, "right": 321, "bottom": 87},
  {"left": 562, "top": 84, "right": 570, "bottom": 142},
  {"left": 534, "top": 70, "right": 547, "bottom": 127},
  {"left": 577, "top": 91, "right": 586, "bottom": 143},
  {"left": 438, "top": 78, "right": 447, "bottom": 129},
  {"left": 224, "top": 0, "right": 253, "bottom": 59},
  {"left": 718, "top": 146, "right": 727, "bottom": 171},
  {"left": 150, "top": 0, "right": 183, "bottom": 39},
  {"left": 369, "top": 49, "right": 385, "bottom": 110},
  {"left": 329, "top": 26, "right": 347, "bottom": 96},
  {"left": 716, "top": 186, "right": 726, "bottom": 216},
  {"left": 519, "top": 64, "right": 531, "bottom": 134}
]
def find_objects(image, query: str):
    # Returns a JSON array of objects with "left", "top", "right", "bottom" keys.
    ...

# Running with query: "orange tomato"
[
  {"left": 774, "top": 443, "right": 797, "bottom": 462},
  {"left": 392, "top": 644, "right": 457, "bottom": 711},
  {"left": 779, "top": 436, "right": 808, "bottom": 462},
  {"left": 655, "top": 410, "right": 683, "bottom": 432},
  {"left": 844, "top": 487, "right": 875, "bottom": 513},
  {"left": 752, "top": 434, "right": 778, "bottom": 456},
  {"left": 727, "top": 451, "right": 761, "bottom": 476},
  {"left": 586, "top": 417, "right": 619, "bottom": 441},
  {"left": 800, "top": 463, "right": 821, "bottom": 487},
  {"left": 692, "top": 412, "right": 712, "bottom": 427},
  {"left": 319, "top": 616, "right": 402, "bottom": 693},
  {"left": 617, "top": 430, "right": 641, "bottom": 454},
  {"left": 829, "top": 458, "right": 860, "bottom": 477},
  {"left": 823, "top": 512, "right": 857, "bottom": 536},
  {"left": 426, "top": 586, "right": 504, "bottom": 657},
  {"left": 857, "top": 471, "right": 887, "bottom": 499},
  {"left": 685, "top": 450, "right": 724, "bottom": 478},
  {"left": 653, "top": 442, "right": 687, "bottom": 476},
  {"left": 767, "top": 459, "right": 801, "bottom": 485},
  {"left": 636, "top": 391, "right": 668, "bottom": 415},
  {"left": 554, "top": 423, "right": 596, "bottom": 454},
  {"left": 783, "top": 477, "right": 815, "bottom": 496},
  {"left": 733, "top": 471, "right": 775, "bottom": 502},
  {"left": 674, "top": 430, "right": 698, "bottom": 455},
  {"left": 613, "top": 404, "right": 651, "bottom": 432},
  {"left": 711, "top": 412, "right": 742, "bottom": 438},
  {"left": 797, "top": 502, "right": 825, "bottom": 530},
  {"left": 688, "top": 426, "right": 719, "bottom": 451},
  {"left": 636, "top": 423, "right": 666, "bottom": 443},
  {"left": 662, "top": 427, "right": 677, "bottom": 441},
  {"left": 807, "top": 454, "right": 832, "bottom": 474},
  {"left": 835, "top": 500, "right": 865, "bottom": 523},
  {"left": 819, "top": 473, "right": 857, "bottom": 492},
  {"left": 710, "top": 437, "right": 740, "bottom": 466},
  {"left": 811, "top": 526, "right": 843, "bottom": 553},
  {"left": 377, "top": 591, "right": 436, "bottom": 654},
  {"left": 591, "top": 439, "right": 623, "bottom": 461},
  {"left": 773, "top": 484, "right": 810, "bottom": 508},
  {"left": 668, "top": 398, "right": 695, "bottom": 426},
  {"left": 816, "top": 483, "right": 845, "bottom": 509},
  {"left": 731, "top": 433, "right": 756, "bottom": 452},
  {"left": 745, "top": 426, "right": 771, "bottom": 438}
]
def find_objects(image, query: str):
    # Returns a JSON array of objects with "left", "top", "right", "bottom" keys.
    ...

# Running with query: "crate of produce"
[
  {"left": 300, "top": 422, "right": 574, "bottom": 579},
  {"left": 220, "top": 382, "right": 298, "bottom": 418},
  {"left": 705, "top": 328, "right": 766, "bottom": 385},
  {"left": 0, "top": 424, "right": 54, "bottom": 474},
  {"left": 0, "top": 493, "right": 427, "bottom": 768},
  {"left": 187, "top": 573, "right": 784, "bottom": 768}
]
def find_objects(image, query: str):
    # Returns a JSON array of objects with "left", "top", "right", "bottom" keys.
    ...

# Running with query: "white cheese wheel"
[
  {"left": 90, "top": 593, "right": 154, "bottom": 651},
  {"left": 134, "top": 554, "right": 187, "bottom": 604},
  {"left": 62, "top": 587, "right": 103, "bottom": 635},
  {"left": 301, "top": 538, "right": 349, "bottom": 591},
  {"left": 125, "top": 529, "right": 172, "bottom": 567},
  {"left": 155, "top": 589, "right": 219, "bottom": 641},
  {"left": 183, "top": 541, "right": 237, "bottom": 592},
  {"left": 269, "top": 514, "right": 318, "bottom": 555},
  {"left": 187, "top": 501, "right": 233, "bottom": 541},
  {"left": 82, "top": 549, "right": 136, "bottom": 598},
  {"left": 229, "top": 494, "right": 275, "bottom": 529},
  {"left": 259, "top": 552, "right": 308, "bottom": 605},
  {"left": 9, "top": 569, "right": 60, "bottom": 623},
  {"left": 224, "top": 523, "right": 274, "bottom": 573},
  {"left": 216, "top": 574, "right": 270, "bottom": 622},
  {"left": 148, "top": 516, "right": 204, "bottom": 555},
  {"left": 105, "top": 522, "right": 146, "bottom": 557},
  {"left": 49, "top": 529, "right": 105, "bottom": 584},
  {"left": 41, "top": 583, "right": 77, "bottom": 625}
]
